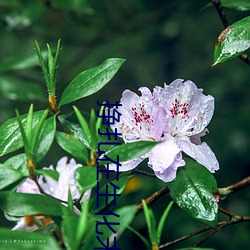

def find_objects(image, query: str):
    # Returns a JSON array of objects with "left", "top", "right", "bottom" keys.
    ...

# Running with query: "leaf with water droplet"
[
  {"left": 168, "top": 158, "right": 218, "bottom": 227},
  {"left": 213, "top": 16, "right": 250, "bottom": 65},
  {"left": 59, "top": 58, "right": 125, "bottom": 107}
]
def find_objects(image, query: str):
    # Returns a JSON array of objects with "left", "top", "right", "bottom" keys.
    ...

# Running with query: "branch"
[
  {"left": 136, "top": 186, "right": 170, "bottom": 215},
  {"left": 218, "top": 176, "right": 250, "bottom": 199},
  {"left": 134, "top": 169, "right": 157, "bottom": 178},
  {"left": 211, "top": 0, "right": 250, "bottom": 66},
  {"left": 159, "top": 216, "right": 250, "bottom": 249},
  {"left": 193, "top": 216, "right": 250, "bottom": 247}
]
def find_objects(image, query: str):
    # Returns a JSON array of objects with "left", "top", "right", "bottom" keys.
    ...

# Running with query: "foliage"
[{"left": 0, "top": 1, "right": 249, "bottom": 250}]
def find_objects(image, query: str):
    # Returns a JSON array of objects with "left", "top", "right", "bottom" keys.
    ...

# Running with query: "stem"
[
  {"left": 210, "top": 0, "right": 250, "bottom": 66},
  {"left": 134, "top": 169, "right": 157, "bottom": 178},
  {"left": 159, "top": 224, "right": 211, "bottom": 249},
  {"left": 218, "top": 176, "right": 250, "bottom": 198},
  {"left": 159, "top": 216, "right": 250, "bottom": 249},
  {"left": 136, "top": 186, "right": 169, "bottom": 215},
  {"left": 193, "top": 216, "right": 250, "bottom": 247}
]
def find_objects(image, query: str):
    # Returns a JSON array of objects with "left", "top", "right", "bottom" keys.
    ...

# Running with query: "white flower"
[
  {"left": 107, "top": 79, "right": 219, "bottom": 182},
  {"left": 12, "top": 157, "right": 90, "bottom": 231}
]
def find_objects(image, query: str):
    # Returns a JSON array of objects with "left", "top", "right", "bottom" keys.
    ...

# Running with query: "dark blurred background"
[{"left": 0, "top": 0, "right": 249, "bottom": 249}]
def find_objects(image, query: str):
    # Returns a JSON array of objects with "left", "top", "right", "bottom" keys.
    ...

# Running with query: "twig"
[
  {"left": 193, "top": 216, "right": 250, "bottom": 247},
  {"left": 159, "top": 216, "right": 250, "bottom": 249},
  {"left": 218, "top": 176, "right": 250, "bottom": 199},
  {"left": 211, "top": 0, "right": 250, "bottom": 66},
  {"left": 159, "top": 224, "right": 211, "bottom": 249},
  {"left": 134, "top": 169, "right": 157, "bottom": 178},
  {"left": 136, "top": 186, "right": 170, "bottom": 215},
  {"left": 218, "top": 206, "right": 235, "bottom": 218}
]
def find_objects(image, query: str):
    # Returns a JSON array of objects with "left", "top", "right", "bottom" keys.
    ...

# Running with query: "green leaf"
[
  {"left": 0, "top": 76, "right": 46, "bottom": 102},
  {"left": 157, "top": 201, "right": 174, "bottom": 244},
  {"left": 62, "top": 215, "right": 80, "bottom": 250},
  {"left": 142, "top": 200, "right": 157, "bottom": 245},
  {"left": 62, "top": 202, "right": 89, "bottom": 250},
  {"left": 221, "top": 0, "right": 250, "bottom": 11},
  {"left": 0, "top": 191, "right": 66, "bottom": 216},
  {"left": 213, "top": 16, "right": 250, "bottom": 65},
  {"left": 55, "top": 131, "right": 88, "bottom": 164},
  {"left": 0, "top": 110, "right": 44, "bottom": 157},
  {"left": 168, "top": 159, "right": 218, "bottom": 227},
  {"left": 100, "top": 140, "right": 159, "bottom": 166},
  {"left": 0, "top": 228, "right": 60, "bottom": 250},
  {"left": 90, "top": 108, "right": 97, "bottom": 150},
  {"left": 36, "top": 169, "right": 59, "bottom": 181},
  {"left": 73, "top": 106, "right": 91, "bottom": 148},
  {"left": 36, "top": 116, "right": 56, "bottom": 162},
  {"left": 59, "top": 58, "right": 125, "bottom": 106},
  {"left": 75, "top": 167, "right": 99, "bottom": 194},
  {"left": 4, "top": 153, "right": 28, "bottom": 175},
  {"left": 0, "top": 164, "right": 27, "bottom": 190}
]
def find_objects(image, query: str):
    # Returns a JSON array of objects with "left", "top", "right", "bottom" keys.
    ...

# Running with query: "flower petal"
[
  {"left": 179, "top": 139, "right": 219, "bottom": 173},
  {"left": 16, "top": 178, "right": 40, "bottom": 194},
  {"left": 148, "top": 138, "right": 185, "bottom": 182},
  {"left": 109, "top": 88, "right": 167, "bottom": 142},
  {"left": 107, "top": 156, "right": 146, "bottom": 172},
  {"left": 154, "top": 79, "right": 214, "bottom": 136}
]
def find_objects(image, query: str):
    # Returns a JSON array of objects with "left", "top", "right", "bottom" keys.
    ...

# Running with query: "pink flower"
[
  {"left": 12, "top": 157, "right": 89, "bottom": 231},
  {"left": 107, "top": 79, "right": 219, "bottom": 182}
]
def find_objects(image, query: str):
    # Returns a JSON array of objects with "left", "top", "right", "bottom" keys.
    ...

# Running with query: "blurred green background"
[{"left": 0, "top": 0, "right": 249, "bottom": 249}]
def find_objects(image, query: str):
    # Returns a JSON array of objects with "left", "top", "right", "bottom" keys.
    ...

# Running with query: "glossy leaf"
[
  {"left": 59, "top": 112, "right": 123, "bottom": 152},
  {"left": 62, "top": 215, "right": 80, "bottom": 250},
  {"left": 36, "top": 169, "right": 59, "bottom": 181},
  {"left": 0, "top": 76, "right": 46, "bottom": 102},
  {"left": 0, "top": 164, "right": 27, "bottom": 190},
  {"left": 55, "top": 131, "right": 88, "bottom": 164},
  {"left": 73, "top": 106, "right": 91, "bottom": 147},
  {"left": 221, "top": 0, "right": 250, "bottom": 11},
  {"left": 213, "top": 16, "right": 250, "bottom": 65},
  {"left": 0, "top": 228, "right": 60, "bottom": 250},
  {"left": 0, "top": 111, "right": 44, "bottom": 157},
  {"left": 75, "top": 167, "right": 99, "bottom": 194},
  {"left": 99, "top": 140, "right": 159, "bottom": 166},
  {"left": 37, "top": 116, "right": 56, "bottom": 162},
  {"left": 4, "top": 153, "right": 28, "bottom": 175},
  {"left": 58, "top": 113, "right": 90, "bottom": 148},
  {"left": 59, "top": 58, "right": 125, "bottom": 106},
  {"left": 142, "top": 199, "right": 157, "bottom": 245},
  {"left": 157, "top": 201, "right": 174, "bottom": 244},
  {"left": 168, "top": 159, "right": 218, "bottom": 227},
  {"left": 62, "top": 202, "right": 89, "bottom": 250},
  {"left": 0, "top": 191, "right": 66, "bottom": 216}
]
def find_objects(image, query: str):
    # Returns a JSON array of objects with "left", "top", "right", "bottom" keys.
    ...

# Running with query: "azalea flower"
[
  {"left": 107, "top": 79, "right": 219, "bottom": 182},
  {"left": 11, "top": 157, "right": 89, "bottom": 231}
]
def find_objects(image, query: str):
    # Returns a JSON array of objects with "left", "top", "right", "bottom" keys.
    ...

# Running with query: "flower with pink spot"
[{"left": 107, "top": 79, "right": 219, "bottom": 182}]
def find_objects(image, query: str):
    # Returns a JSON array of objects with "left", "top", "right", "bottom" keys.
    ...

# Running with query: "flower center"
[
  {"left": 170, "top": 99, "right": 190, "bottom": 121},
  {"left": 131, "top": 102, "right": 153, "bottom": 125},
  {"left": 120, "top": 102, "right": 155, "bottom": 142}
]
